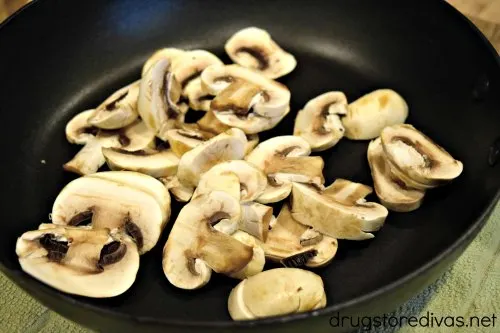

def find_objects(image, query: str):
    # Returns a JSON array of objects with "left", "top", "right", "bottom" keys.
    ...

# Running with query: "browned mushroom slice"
[
  {"left": 197, "top": 110, "right": 232, "bottom": 134},
  {"left": 165, "top": 126, "right": 215, "bottom": 157}
]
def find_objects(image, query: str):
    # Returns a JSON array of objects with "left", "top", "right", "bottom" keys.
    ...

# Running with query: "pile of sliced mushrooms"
[{"left": 15, "top": 27, "right": 463, "bottom": 320}]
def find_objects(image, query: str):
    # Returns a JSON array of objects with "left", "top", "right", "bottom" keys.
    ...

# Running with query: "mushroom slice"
[
  {"left": 184, "top": 77, "right": 212, "bottom": 111},
  {"left": 165, "top": 126, "right": 215, "bottom": 158},
  {"left": 224, "top": 27, "right": 297, "bottom": 79},
  {"left": 290, "top": 183, "right": 388, "bottom": 240},
  {"left": 368, "top": 138, "right": 425, "bottom": 212},
  {"left": 138, "top": 58, "right": 185, "bottom": 141},
  {"left": 245, "top": 134, "right": 259, "bottom": 155},
  {"left": 227, "top": 268, "right": 326, "bottom": 320},
  {"left": 293, "top": 92, "right": 348, "bottom": 152},
  {"left": 102, "top": 147, "right": 179, "bottom": 178},
  {"left": 16, "top": 225, "right": 139, "bottom": 298},
  {"left": 142, "top": 48, "right": 186, "bottom": 77},
  {"left": 259, "top": 203, "right": 337, "bottom": 267},
  {"left": 176, "top": 128, "right": 248, "bottom": 188},
  {"left": 322, "top": 178, "right": 373, "bottom": 205},
  {"left": 213, "top": 106, "right": 291, "bottom": 135},
  {"left": 63, "top": 137, "right": 107, "bottom": 176},
  {"left": 342, "top": 89, "right": 409, "bottom": 140},
  {"left": 193, "top": 171, "right": 241, "bottom": 201},
  {"left": 245, "top": 135, "right": 312, "bottom": 169},
  {"left": 162, "top": 191, "right": 253, "bottom": 290},
  {"left": 201, "top": 64, "right": 291, "bottom": 118},
  {"left": 159, "top": 176, "right": 194, "bottom": 203},
  {"left": 171, "top": 50, "right": 224, "bottom": 92},
  {"left": 197, "top": 110, "right": 232, "bottom": 134},
  {"left": 229, "top": 231, "right": 266, "bottom": 280},
  {"left": 87, "top": 81, "right": 140, "bottom": 130},
  {"left": 65, "top": 110, "right": 98, "bottom": 145},
  {"left": 51, "top": 171, "right": 170, "bottom": 254},
  {"left": 239, "top": 202, "right": 273, "bottom": 242},
  {"left": 380, "top": 124, "right": 463, "bottom": 190}
]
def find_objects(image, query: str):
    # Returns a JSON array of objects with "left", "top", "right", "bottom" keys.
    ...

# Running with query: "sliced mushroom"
[
  {"left": 228, "top": 231, "right": 266, "bottom": 280},
  {"left": 224, "top": 27, "right": 297, "bottom": 79},
  {"left": 51, "top": 171, "right": 170, "bottom": 254},
  {"left": 159, "top": 176, "right": 194, "bottom": 203},
  {"left": 227, "top": 268, "right": 326, "bottom": 320},
  {"left": 245, "top": 135, "right": 312, "bottom": 169},
  {"left": 138, "top": 58, "right": 186, "bottom": 141},
  {"left": 16, "top": 224, "right": 139, "bottom": 298},
  {"left": 63, "top": 120, "right": 156, "bottom": 175},
  {"left": 193, "top": 171, "right": 241, "bottom": 201},
  {"left": 162, "top": 191, "right": 253, "bottom": 290},
  {"left": 184, "top": 77, "right": 212, "bottom": 111},
  {"left": 176, "top": 128, "right": 248, "bottom": 188},
  {"left": 65, "top": 110, "right": 98, "bottom": 145},
  {"left": 197, "top": 110, "right": 232, "bottom": 134},
  {"left": 290, "top": 182, "right": 388, "bottom": 240},
  {"left": 368, "top": 138, "right": 425, "bottom": 212},
  {"left": 322, "top": 178, "right": 373, "bottom": 205},
  {"left": 239, "top": 202, "right": 273, "bottom": 242},
  {"left": 293, "top": 92, "right": 347, "bottom": 151},
  {"left": 342, "top": 89, "right": 409, "bottom": 140},
  {"left": 380, "top": 124, "right": 463, "bottom": 190},
  {"left": 102, "top": 147, "right": 179, "bottom": 178},
  {"left": 165, "top": 126, "right": 215, "bottom": 158},
  {"left": 142, "top": 48, "right": 186, "bottom": 77},
  {"left": 245, "top": 134, "right": 259, "bottom": 155},
  {"left": 171, "top": 50, "right": 224, "bottom": 92},
  {"left": 87, "top": 81, "right": 140, "bottom": 130}
]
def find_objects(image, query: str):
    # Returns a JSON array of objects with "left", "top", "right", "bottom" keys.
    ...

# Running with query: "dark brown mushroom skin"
[
  {"left": 124, "top": 218, "right": 144, "bottom": 250},
  {"left": 67, "top": 209, "right": 93, "bottom": 226},
  {"left": 235, "top": 47, "right": 269, "bottom": 70},
  {"left": 98, "top": 241, "right": 127, "bottom": 268},
  {"left": 79, "top": 126, "right": 99, "bottom": 136},
  {"left": 39, "top": 234, "right": 69, "bottom": 262},
  {"left": 280, "top": 249, "right": 318, "bottom": 268}
]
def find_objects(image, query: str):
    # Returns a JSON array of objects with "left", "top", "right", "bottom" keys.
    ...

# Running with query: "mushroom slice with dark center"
[
  {"left": 162, "top": 191, "right": 253, "bottom": 290},
  {"left": 211, "top": 79, "right": 263, "bottom": 117},
  {"left": 342, "top": 89, "right": 409, "bottom": 140},
  {"left": 87, "top": 81, "right": 140, "bottom": 130},
  {"left": 368, "top": 138, "right": 425, "bottom": 212},
  {"left": 170, "top": 50, "right": 223, "bottom": 92},
  {"left": 290, "top": 182, "right": 388, "bottom": 240},
  {"left": 380, "top": 124, "right": 463, "bottom": 190},
  {"left": 159, "top": 176, "right": 194, "bottom": 203},
  {"left": 142, "top": 48, "right": 186, "bottom": 77},
  {"left": 184, "top": 77, "right": 213, "bottom": 112},
  {"left": 65, "top": 109, "right": 99, "bottom": 145},
  {"left": 138, "top": 58, "right": 186, "bottom": 141},
  {"left": 15, "top": 224, "right": 140, "bottom": 298},
  {"left": 51, "top": 171, "right": 170, "bottom": 254},
  {"left": 102, "top": 147, "right": 179, "bottom": 178},
  {"left": 165, "top": 126, "right": 215, "bottom": 157},
  {"left": 227, "top": 268, "right": 326, "bottom": 320},
  {"left": 224, "top": 27, "right": 297, "bottom": 79},
  {"left": 294, "top": 91, "right": 348, "bottom": 152}
]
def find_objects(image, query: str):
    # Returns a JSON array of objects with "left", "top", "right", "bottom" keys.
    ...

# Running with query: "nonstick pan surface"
[{"left": 0, "top": 0, "right": 499, "bottom": 332}]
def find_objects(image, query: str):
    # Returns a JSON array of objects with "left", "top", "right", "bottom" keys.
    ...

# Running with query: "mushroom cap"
[
  {"left": 224, "top": 27, "right": 297, "bottom": 79},
  {"left": 176, "top": 128, "right": 248, "bottom": 188},
  {"left": 229, "top": 231, "right": 266, "bottom": 280},
  {"left": 51, "top": 171, "right": 170, "bottom": 254},
  {"left": 65, "top": 109, "right": 98, "bottom": 145},
  {"left": 227, "top": 268, "right": 326, "bottom": 320},
  {"left": 342, "top": 89, "right": 409, "bottom": 140},
  {"left": 142, "top": 48, "right": 186, "bottom": 77},
  {"left": 170, "top": 50, "right": 224, "bottom": 91},
  {"left": 290, "top": 182, "right": 388, "bottom": 240},
  {"left": 261, "top": 203, "right": 338, "bottom": 268},
  {"left": 165, "top": 126, "right": 215, "bottom": 158},
  {"left": 293, "top": 91, "right": 347, "bottom": 151},
  {"left": 87, "top": 81, "right": 140, "bottom": 130},
  {"left": 368, "top": 138, "right": 425, "bottom": 212},
  {"left": 102, "top": 147, "right": 179, "bottom": 178},
  {"left": 380, "top": 124, "right": 463, "bottom": 189},
  {"left": 162, "top": 191, "right": 253, "bottom": 290},
  {"left": 16, "top": 225, "right": 139, "bottom": 298}
]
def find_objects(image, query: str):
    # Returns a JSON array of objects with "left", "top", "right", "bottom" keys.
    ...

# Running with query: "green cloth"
[{"left": 1, "top": 202, "right": 499, "bottom": 333}]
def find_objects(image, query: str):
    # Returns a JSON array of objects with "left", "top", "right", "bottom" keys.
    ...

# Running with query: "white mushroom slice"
[
  {"left": 63, "top": 137, "right": 107, "bottom": 176},
  {"left": 342, "top": 89, "right": 409, "bottom": 140},
  {"left": 322, "top": 178, "right": 373, "bottom": 205},
  {"left": 87, "top": 81, "right": 140, "bottom": 130},
  {"left": 229, "top": 231, "right": 265, "bottom": 280},
  {"left": 193, "top": 171, "right": 241, "bottom": 201},
  {"left": 171, "top": 50, "right": 223, "bottom": 93},
  {"left": 159, "top": 176, "right": 194, "bottom": 203},
  {"left": 176, "top": 128, "right": 248, "bottom": 188},
  {"left": 245, "top": 135, "right": 312, "bottom": 169},
  {"left": 65, "top": 110, "right": 98, "bottom": 145},
  {"left": 51, "top": 171, "right": 170, "bottom": 254},
  {"left": 162, "top": 191, "right": 253, "bottom": 290},
  {"left": 290, "top": 183, "right": 388, "bottom": 240},
  {"left": 201, "top": 64, "right": 291, "bottom": 118},
  {"left": 255, "top": 183, "right": 293, "bottom": 204},
  {"left": 227, "top": 268, "right": 326, "bottom": 320},
  {"left": 214, "top": 106, "right": 291, "bottom": 134},
  {"left": 138, "top": 58, "right": 185, "bottom": 141},
  {"left": 245, "top": 134, "right": 259, "bottom": 155},
  {"left": 165, "top": 126, "right": 215, "bottom": 158},
  {"left": 102, "top": 147, "right": 179, "bottom": 178},
  {"left": 184, "top": 77, "right": 212, "bottom": 111},
  {"left": 224, "top": 27, "right": 297, "bottom": 79},
  {"left": 380, "top": 124, "right": 463, "bottom": 190},
  {"left": 293, "top": 92, "right": 347, "bottom": 151},
  {"left": 16, "top": 225, "right": 139, "bottom": 298},
  {"left": 239, "top": 202, "right": 273, "bottom": 241},
  {"left": 142, "top": 48, "right": 186, "bottom": 77},
  {"left": 197, "top": 110, "right": 231, "bottom": 134},
  {"left": 299, "top": 229, "right": 323, "bottom": 247},
  {"left": 368, "top": 138, "right": 425, "bottom": 212}
]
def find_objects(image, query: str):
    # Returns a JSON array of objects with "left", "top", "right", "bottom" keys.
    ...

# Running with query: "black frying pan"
[{"left": 0, "top": 0, "right": 499, "bottom": 332}]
